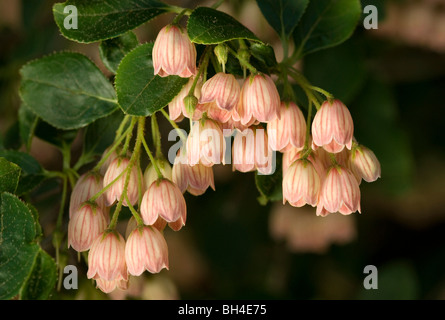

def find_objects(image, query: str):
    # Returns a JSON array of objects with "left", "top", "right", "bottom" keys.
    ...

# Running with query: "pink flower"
[
  {"left": 186, "top": 119, "right": 225, "bottom": 167},
  {"left": 140, "top": 179, "right": 186, "bottom": 225},
  {"left": 312, "top": 100, "right": 354, "bottom": 153},
  {"left": 153, "top": 25, "right": 196, "bottom": 78},
  {"left": 172, "top": 160, "right": 215, "bottom": 196},
  {"left": 69, "top": 173, "right": 105, "bottom": 218},
  {"left": 350, "top": 145, "right": 381, "bottom": 183},
  {"left": 87, "top": 231, "right": 128, "bottom": 282},
  {"left": 232, "top": 128, "right": 256, "bottom": 173},
  {"left": 125, "top": 226, "right": 169, "bottom": 276},
  {"left": 317, "top": 165, "right": 361, "bottom": 216},
  {"left": 241, "top": 74, "right": 280, "bottom": 123},
  {"left": 268, "top": 102, "right": 306, "bottom": 152},
  {"left": 199, "top": 72, "right": 240, "bottom": 111},
  {"left": 68, "top": 203, "right": 107, "bottom": 252},
  {"left": 282, "top": 159, "right": 321, "bottom": 207},
  {"left": 103, "top": 157, "right": 142, "bottom": 207}
]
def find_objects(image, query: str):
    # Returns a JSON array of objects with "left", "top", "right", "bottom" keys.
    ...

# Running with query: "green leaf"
[
  {"left": 255, "top": 154, "right": 283, "bottom": 205},
  {"left": 256, "top": 0, "right": 309, "bottom": 38},
  {"left": 0, "top": 193, "right": 40, "bottom": 300},
  {"left": 303, "top": 38, "right": 367, "bottom": 105},
  {"left": 34, "top": 120, "right": 78, "bottom": 150},
  {"left": 293, "top": 0, "right": 362, "bottom": 58},
  {"left": 187, "top": 7, "right": 261, "bottom": 44},
  {"left": 19, "top": 250, "right": 57, "bottom": 300},
  {"left": 250, "top": 42, "right": 278, "bottom": 72},
  {"left": 0, "top": 158, "right": 21, "bottom": 194},
  {"left": 0, "top": 150, "right": 45, "bottom": 196},
  {"left": 99, "top": 31, "right": 139, "bottom": 74},
  {"left": 18, "top": 104, "right": 39, "bottom": 151},
  {"left": 19, "top": 52, "right": 117, "bottom": 130},
  {"left": 53, "top": 0, "right": 172, "bottom": 43},
  {"left": 115, "top": 43, "right": 189, "bottom": 116}
]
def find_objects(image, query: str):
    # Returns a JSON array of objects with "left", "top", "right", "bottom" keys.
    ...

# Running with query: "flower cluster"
[
  {"left": 282, "top": 100, "right": 381, "bottom": 216},
  {"left": 155, "top": 23, "right": 381, "bottom": 218},
  {"left": 66, "top": 20, "right": 381, "bottom": 294},
  {"left": 68, "top": 155, "right": 180, "bottom": 292}
]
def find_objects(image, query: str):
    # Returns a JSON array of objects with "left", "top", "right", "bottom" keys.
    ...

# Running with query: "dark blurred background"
[{"left": 1, "top": 0, "right": 445, "bottom": 300}]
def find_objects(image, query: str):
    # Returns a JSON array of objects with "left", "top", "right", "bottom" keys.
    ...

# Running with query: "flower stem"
[
  {"left": 288, "top": 68, "right": 321, "bottom": 110},
  {"left": 303, "top": 100, "right": 313, "bottom": 151},
  {"left": 227, "top": 46, "right": 257, "bottom": 74},
  {"left": 172, "top": 7, "right": 191, "bottom": 24},
  {"left": 188, "top": 46, "right": 212, "bottom": 98},
  {"left": 108, "top": 117, "right": 145, "bottom": 230},
  {"left": 89, "top": 168, "right": 126, "bottom": 203},
  {"left": 142, "top": 135, "right": 163, "bottom": 180},
  {"left": 114, "top": 115, "right": 130, "bottom": 143},
  {"left": 308, "top": 85, "right": 334, "bottom": 100},
  {"left": 125, "top": 193, "right": 144, "bottom": 226},
  {"left": 160, "top": 108, "right": 188, "bottom": 143},
  {"left": 151, "top": 113, "right": 162, "bottom": 158},
  {"left": 91, "top": 124, "right": 134, "bottom": 173},
  {"left": 121, "top": 117, "right": 138, "bottom": 156}
]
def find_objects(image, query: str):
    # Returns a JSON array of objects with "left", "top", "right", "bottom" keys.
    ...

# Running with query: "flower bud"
[
  {"left": 316, "top": 165, "right": 361, "bottom": 216},
  {"left": 214, "top": 44, "right": 228, "bottom": 67},
  {"left": 268, "top": 102, "right": 306, "bottom": 152},
  {"left": 282, "top": 159, "right": 321, "bottom": 207},
  {"left": 242, "top": 74, "right": 280, "bottom": 123},
  {"left": 169, "top": 77, "right": 203, "bottom": 122},
  {"left": 200, "top": 72, "right": 240, "bottom": 111},
  {"left": 238, "top": 48, "right": 251, "bottom": 64},
  {"left": 153, "top": 24, "right": 197, "bottom": 78},
  {"left": 125, "top": 226, "right": 169, "bottom": 276},
  {"left": 140, "top": 178, "right": 186, "bottom": 225},
  {"left": 184, "top": 95, "right": 199, "bottom": 117},
  {"left": 103, "top": 157, "right": 142, "bottom": 207},
  {"left": 87, "top": 231, "right": 128, "bottom": 282},
  {"left": 312, "top": 100, "right": 354, "bottom": 153},
  {"left": 350, "top": 145, "right": 381, "bottom": 183},
  {"left": 68, "top": 203, "right": 107, "bottom": 252},
  {"left": 69, "top": 173, "right": 105, "bottom": 219}
]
